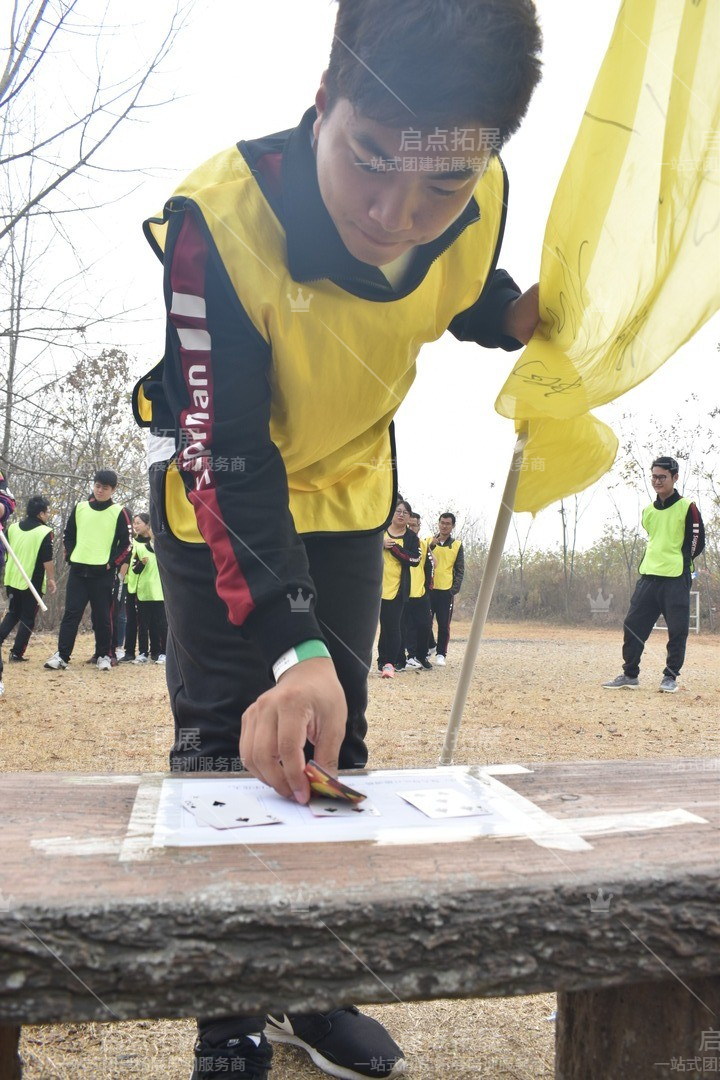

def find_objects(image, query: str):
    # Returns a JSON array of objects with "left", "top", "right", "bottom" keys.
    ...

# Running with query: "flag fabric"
[{"left": 496, "top": 0, "right": 720, "bottom": 514}]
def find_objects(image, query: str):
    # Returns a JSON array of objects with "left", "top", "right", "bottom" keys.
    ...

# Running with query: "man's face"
[
  {"left": 313, "top": 90, "right": 491, "bottom": 266},
  {"left": 651, "top": 468, "right": 676, "bottom": 501},
  {"left": 438, "top": 516, "right": 453, "bottom": 538},
  {"left": 93, "top": 481, "right": 114, "bottom": 502},
  {"left": 408, "top": 517, "right": 420, "bottom": 534}
]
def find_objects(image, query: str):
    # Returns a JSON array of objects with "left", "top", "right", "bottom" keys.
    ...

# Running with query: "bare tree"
[{"left": 0, "top": 0, "right": 184, "bottom": 464}]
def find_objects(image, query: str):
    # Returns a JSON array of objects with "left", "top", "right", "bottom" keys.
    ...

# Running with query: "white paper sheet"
[{"left": 152, "top": 767, "right": 526, "bottom": 847}]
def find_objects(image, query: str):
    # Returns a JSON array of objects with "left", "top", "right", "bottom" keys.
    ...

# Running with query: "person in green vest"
[
  {"left": 45, "top": 469, "right": 132, "bottom": 672},
  {"left": 133, "top": 526, "right": 167, "bottom": 664},
  {"left": 118, "top": 513, "right": 152, "bottom": 663},
  {"left": 603, "top": 456, "right": 705, "bottom": 694},
  {"left": 134, "top": 1, "right": 542, "bottom": 1075},
  {"left": 0, "top": 496, "right": 56, "bottom": 693}
]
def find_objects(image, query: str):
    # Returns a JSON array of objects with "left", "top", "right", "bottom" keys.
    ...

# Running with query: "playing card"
[
  {"left": 398, "top": 788, "right": 491, "bottom": 819},
  {"left": 191, "top": 793, "right": 282, "bottom": 830},
  {"left": 304, "top": 760, "right": 366, "bottom": 803},
  {"left": 308, "top": 796, "right": 380, "bottom": 818}
]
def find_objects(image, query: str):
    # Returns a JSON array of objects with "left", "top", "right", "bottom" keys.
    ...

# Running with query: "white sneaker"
[
  {"left": 116, "top": 647, "right": 125, "bottom": 659},
  {"left": 155, "top": 654, "right": 166, "bottom": 664},
  {"left": 0, "top": 681, "right": 5, "bottom": 697},
  {"left": 44, "top": 651, "right": 68, "bottom": 670},
  {"left": 96, "top": 655, "right": 112, "bottom": 672},
  {"left": 406, "top": 657, "right": 422, "bottom": 669},
  {"left": 435, "top": 654, "right": 446, "bottom": 666},
  {"left": 133, "top": 654, "right": 148, "bottom": 665}
]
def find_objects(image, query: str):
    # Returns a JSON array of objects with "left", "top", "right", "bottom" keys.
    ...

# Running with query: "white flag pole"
[
  {"left": 439, "top": 425, "right": 528, "bottom": 765},
  {"left": 0, "top": 529, "right": 48, "bottom": 612}
]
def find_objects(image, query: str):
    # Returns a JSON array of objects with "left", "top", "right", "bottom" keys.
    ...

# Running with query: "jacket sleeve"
[
  {"left": 451, "top": 543, "right": 465, "bottom": 595},
  {"left": 0, "top": 472, "right": 15, "bottom": 527},
  {"left": 110, "top": 508, "right": 133, "bottom": 568},
  {"left": 389, "top": 530, "right": 421, "bottom": 566},
  {"left": 161, "top": 206, "right": 322, "bottom": 667},
  {"left": 63, "top": 507, "right": 77, "bottom": 561},
  {"left": 684, "top": 502, "right": 705, "bottom": 564},
  {"left": 448, "top": 269, "right": 524, "bottom": 351}
]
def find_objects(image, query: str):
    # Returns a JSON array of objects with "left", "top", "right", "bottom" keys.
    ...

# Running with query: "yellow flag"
[{"left": 496, "top": 0, "right": 720, "bottom": 514}]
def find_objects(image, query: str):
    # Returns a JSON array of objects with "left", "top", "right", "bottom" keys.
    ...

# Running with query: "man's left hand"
[{"left": 503, "top": 283, "right": 540, "bottom": 345}]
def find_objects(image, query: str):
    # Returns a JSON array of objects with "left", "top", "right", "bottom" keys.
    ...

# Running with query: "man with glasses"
[{"left": 603, "top": 456, "right": 704, "bottom": 693}]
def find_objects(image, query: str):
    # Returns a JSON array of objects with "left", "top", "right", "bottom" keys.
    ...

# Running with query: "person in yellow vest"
[
  {"left": 119, "top": 513, "right": 152, "bottom": 663},
  {"left": 402, "top": 512, "right": 434, "bottom": 670},
  {"left": 603, "top": 456, "right": 704, "bottom": 694},
  {"left": 45, "top": 470, "right": 132, "bottom": 672},
  {"left": 427, "top": 513, "right": 465, "bottom": 666},
  {"left": 0, "top": 496, "right": 55, "bottom": 692},
  {"left": 377, "top": 500, "right": 421, "bottom": 677},
  {"left": 134, "top": 1, "right": 541, "bottom": 1075},
  {"left": 133, "top": 527, "right": 167, "bottom": 664}
]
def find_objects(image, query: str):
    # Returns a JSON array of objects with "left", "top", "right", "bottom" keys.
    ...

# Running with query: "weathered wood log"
[
  {"left": 556, "top": 977, "right": 720, "bottom": 1079},
  {"left": 0, "top": 761, "right": 717, "bottom": 1028}
]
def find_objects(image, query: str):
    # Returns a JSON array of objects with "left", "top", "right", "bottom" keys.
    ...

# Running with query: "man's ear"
[{"left": 314, "top": 72, "right": 329, "bottom": 134}]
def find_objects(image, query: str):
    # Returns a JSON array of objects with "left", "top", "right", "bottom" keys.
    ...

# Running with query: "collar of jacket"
[
  {"left": 279, "top": 107, "right": 482, "bottom": 294},
  {"left": 654, "top": 490, "right": 681, "bottom": 510}
]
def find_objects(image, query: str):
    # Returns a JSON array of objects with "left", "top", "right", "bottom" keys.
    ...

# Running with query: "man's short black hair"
[
  {"left": 27, "top": 496, "right": 49, "bottom": 518},
  {"left": 652, "top": 456, "right": 679, "bottom": 476},
  {"left": 94, "top": 468, "right": 118, "bottom": 488},
  {"left": 326, "top": 0, "right": 542, "bottom": 147},
  {"left": 440, "top": 511, "right": 456, "bottom": 526}
]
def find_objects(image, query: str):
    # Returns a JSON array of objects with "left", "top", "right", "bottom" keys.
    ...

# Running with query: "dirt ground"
[{"left": 1, "top": 619, "right": 717, "bottom": 1079}]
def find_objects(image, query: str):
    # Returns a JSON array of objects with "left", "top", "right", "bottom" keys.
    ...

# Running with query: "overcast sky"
[{"left": 79, "top": 0, "right": 720, "bottom": 548}]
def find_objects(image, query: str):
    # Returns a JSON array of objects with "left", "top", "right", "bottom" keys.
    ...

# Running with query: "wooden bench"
[{"left": 1, "top": 758, "right": 718, "bottom": 1078}]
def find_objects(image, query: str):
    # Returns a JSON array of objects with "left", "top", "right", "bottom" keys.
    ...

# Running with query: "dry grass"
[{"left": 2, "top": 619, "right": 717, "bottom": 1078}]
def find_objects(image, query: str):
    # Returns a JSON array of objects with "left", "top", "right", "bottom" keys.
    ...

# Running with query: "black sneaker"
[
  {"left": 191, "top": 1031, "right": 272, "bottom": 1079},
  {"left": 418, "top": 657, "right": 433, "bottom": 670},
  {"left": 117, "top": 653, "right": 136, "bottom": 663},
  {"left": 265, "top": 1007, "right": 405, "bottom": 1078},
  {"left": 8, "top": 652, "right": 28, "bottom": 662}
]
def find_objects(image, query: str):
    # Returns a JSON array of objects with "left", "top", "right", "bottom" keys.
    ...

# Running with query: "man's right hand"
[{"left": 240, "top": 657, "right": 347, "bottom": 803}]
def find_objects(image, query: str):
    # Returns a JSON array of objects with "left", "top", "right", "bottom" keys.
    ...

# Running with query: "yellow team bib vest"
[
  {"left": 382, "top": 534, "right": 407, "bottom": 601},
  {"left": 4, "top": 523, "right": 51, "bottom": 591},
  {"left": 126, "top": 539, "right": 143, "bottom": 595},
  {"left": 70, "top": 501, "right": 122, "bottom": 565},
  {"left": 639, "top": 498, "right": 690, "bottom": 577},
  {"left": 409, "top": 537, "right": 429, "bottom": 599},
  {"left": 431, "top": 539, "right": 462, "bottom": 590},
  {"left": 139, "top": 145, "right": 506, "bottom": 541}
]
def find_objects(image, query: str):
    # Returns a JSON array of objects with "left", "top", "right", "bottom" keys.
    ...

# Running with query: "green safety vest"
[
  {"left": 4, "top": 522, "right": 51, "bottom": 591},
  {"left": 126, "top": 538, "right": 145, "bottom": 595},
  {"left": 136, "top": 546, "right": 164, "bottom": 602},
  {"left": 70, "top": 501, "right": 122, "bottom": 566},
  {"left": 639, "top": 497, "right": 690, "bottom": 577}
]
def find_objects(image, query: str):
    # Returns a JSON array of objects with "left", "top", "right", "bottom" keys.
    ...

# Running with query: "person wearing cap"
[
  {"left": 603, "top": 456, "right": 704, "bottom": 694},
  {"left": 45, "top": 470, "right": 132, "bottom": 672},
  {"left": 0, "top": 497, "right": 56, "bottom": 684}
]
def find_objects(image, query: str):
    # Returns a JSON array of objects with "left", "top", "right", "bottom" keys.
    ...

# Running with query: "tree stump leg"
[
  {"left": 0, "top": 1024, "right": 22, "bottom": 1079},
  {"left": 556, "top": 977, "right": 720, "bottom": 1079}
]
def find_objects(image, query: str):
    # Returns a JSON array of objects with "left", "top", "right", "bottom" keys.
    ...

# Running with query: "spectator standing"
[
  {"left": 427, "top": 513, "right": 465, "bottom": 665},
  {"left": 378, "top": 501, "right": 421, "bottom": 678},
  {"left": 45, "top": 470, "right": 132, "bottom": 672},
  {"left": 134, "top": 527, "right": 167, "bottom": 664},
  {"left": 120, "top": 513, "right": 151, "bottom": 663},
  {"left": 0, "top": 494, "right": 51, "bottom": 694},
  {"left": 403, "top": 512, "right": 434, "bottom": 670},
  {"left": 603, "top": 456, "right": 704, "bottom": 693}
]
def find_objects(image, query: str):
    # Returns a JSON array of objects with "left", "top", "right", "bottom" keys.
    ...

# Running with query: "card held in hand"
[{"left": 304, "top": 760, "right": 366, "bottom": 803}]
